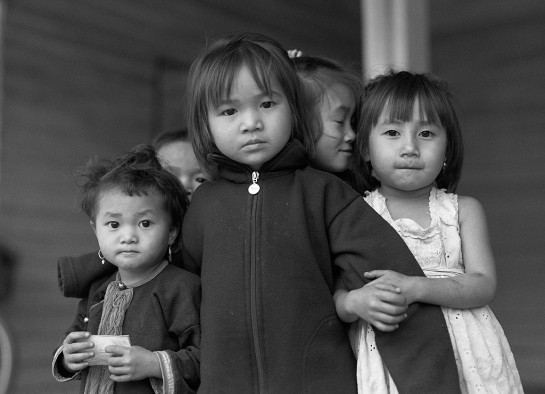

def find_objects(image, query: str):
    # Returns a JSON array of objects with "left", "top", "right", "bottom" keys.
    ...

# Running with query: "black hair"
[{"left": 77, "top": 144, "right": 189, "bottom": 248}]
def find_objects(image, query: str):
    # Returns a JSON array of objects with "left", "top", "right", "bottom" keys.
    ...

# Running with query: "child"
[
  {"left": 52, "top": 145, "right": 201, "bottom": 393},
  {"left": 345, "top": 70, "right": 523, "bottom": 393},
  {"left": 153, "top": 129, "right": 210, "bottom": 201},
  {"left": 293, "top": 55, "right": 362, "bottom": 178},
  {"left": 56, "top": 131, "right": 205, "bottom": 299},
  {"left": 182, "top": 32, "right": 460, "bottom": 393}
]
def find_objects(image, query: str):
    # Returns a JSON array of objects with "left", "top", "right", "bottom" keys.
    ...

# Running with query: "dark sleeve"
[
  {"left": 329, "top": 196, "right": 461, "bottom": 394},
  {"left": 57, "top": 252, "right": 116, "bottom": 298},
  {"left": 157, "top": 272, "right": 201, "bottom": 393}
]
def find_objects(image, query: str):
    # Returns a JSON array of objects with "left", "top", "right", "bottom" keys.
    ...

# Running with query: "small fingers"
[
  {"left": 371, "top": 282, "right": 402, "bottom": 294},
  {"left": 64, "top": 331, "right": 91, "bottom": 345}
]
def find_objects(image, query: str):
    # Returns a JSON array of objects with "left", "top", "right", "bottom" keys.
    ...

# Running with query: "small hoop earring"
[
  {"left": 98, "top": 250, "right": 105, "bottom": 265},
  {"left": 168, "top": 245, "right": 172, "bottom": 263}
]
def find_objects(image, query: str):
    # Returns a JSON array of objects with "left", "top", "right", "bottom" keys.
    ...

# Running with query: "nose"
[
  {"left": 344, "top": 124, "right": 356, "bottom": 143},
  {"left": 240, "top": 109, "right": 263, "bottom": 133},
  {"left": 401, "top": 134, "right": 419, "bottom": 157},
  {"left": 179, "top": 176, "right": 192, "bottom": 195},
  {"left": 121, "top": 227, "right": 138, "bottom": 244}
]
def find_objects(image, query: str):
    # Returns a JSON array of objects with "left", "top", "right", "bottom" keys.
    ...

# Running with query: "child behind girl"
[
  {"left": 293, "top": 55, "right": 362, "bottom": 179},
  {"left": 52, "top": 145, "right": 201, "bottom": 393},
  {"left": 153, "top": 129, "right": 210, "bottom": 201},
  {"left": 182, "top": 32, "right": 459, "bottom": 393},
  {"left": 344, "top": 70, "right": 523, "bottom": 393}
]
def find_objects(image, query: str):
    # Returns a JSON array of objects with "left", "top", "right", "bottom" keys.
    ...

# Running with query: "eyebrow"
[{"left": 101, "top": 209, "right": 157, "bottom": 218}]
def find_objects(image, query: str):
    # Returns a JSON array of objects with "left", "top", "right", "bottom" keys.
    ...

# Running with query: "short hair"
[
  {"left": 152, "top": 129, "right": 190, "bottom": 151},
  {"left": 77, "top": 144, "right": 189, "bottom": 248},
  {"left": 186, "top": 32, "right": 315, "bottom": 177},
  {"left": 354, "top": 70, "right": 464, "bottom": 193},
  {"left": 293, "top": 56, "right": 363, "bottom": 139}
]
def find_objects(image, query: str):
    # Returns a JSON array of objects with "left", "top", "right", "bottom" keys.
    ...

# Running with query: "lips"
[
  {"left": 243, "top": 139, "right": 265, "bottom": 147},
  {"left": 118, "top": 250, "right": 139, "bottom": 255}
]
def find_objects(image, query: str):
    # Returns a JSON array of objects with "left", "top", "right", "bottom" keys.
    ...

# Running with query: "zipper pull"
[{"left": 248, "top": 171, "right": 260, "bottom": 194}]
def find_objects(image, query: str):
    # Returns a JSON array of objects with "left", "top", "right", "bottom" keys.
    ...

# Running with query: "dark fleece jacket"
[{"left": 182, "top": 141, "right": 459, "bottom": 394}]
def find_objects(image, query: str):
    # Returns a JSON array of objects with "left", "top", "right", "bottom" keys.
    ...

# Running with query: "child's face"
[
  {"left": 313, "top": 83, "right": 356, "bottom": 173},
  {"left": 91, "top": 187, "right": 177, "bottom": 283},
  {"left": 366, "top": 100, "right": 447, "bottom": 195},
  {"left": 207, "top": 65, "right": 292, "bottom": 171},
  {"left": 157, "top": 140, "right": 209, "bottom": 201}
]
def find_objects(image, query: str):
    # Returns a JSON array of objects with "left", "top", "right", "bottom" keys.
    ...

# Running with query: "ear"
[
  {"left": 90, "top": 220, "right": 97, "bottom": 235},
  {"left": 168, "top": 226, "right": 179, "bottom": 245}
]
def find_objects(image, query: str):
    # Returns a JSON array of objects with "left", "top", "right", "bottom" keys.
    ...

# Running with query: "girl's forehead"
[{"left": 210, "top": 65, "right": 283, "bottom": 105}]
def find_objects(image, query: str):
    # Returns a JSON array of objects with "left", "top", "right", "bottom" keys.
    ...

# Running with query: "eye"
[
  {"left": 139, "top": 220, "right": 151, "bottom": 228},
  {"left": 196, "top": 177, "right": 208, "bottom": 184},
  {"left": 106, "top": 221, "right": 119, "bottom": 229},
  {"left": 420, "top": 130, "right": 433, "bottom": 138},
  {"left": 261, "top": 101, "right": 274, "bottom": 109},
  {"left": 221, "top": 108, "right": 237, "bottom": 116},
  {"left": 385, "top": 129, "right": 399, "bottom": 137}
]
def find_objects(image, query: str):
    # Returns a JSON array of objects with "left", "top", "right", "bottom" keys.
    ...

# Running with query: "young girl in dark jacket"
[{"left": 182, "top": 32, "right": 459, "bottom": 394}]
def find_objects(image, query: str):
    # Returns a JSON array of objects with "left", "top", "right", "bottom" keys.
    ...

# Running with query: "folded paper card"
[{"left": 85, "top": 335, "right": 131, "bottom": 366}]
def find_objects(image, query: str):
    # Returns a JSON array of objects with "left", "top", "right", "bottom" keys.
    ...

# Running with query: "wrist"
[{"left": 407, "top": 276, "right": 424, "bottom": 304}]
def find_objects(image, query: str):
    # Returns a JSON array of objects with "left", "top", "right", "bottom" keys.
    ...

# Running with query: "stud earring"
[
  {"left": 168, "top": 245, "right": 172, "bottom": 263},
  {"left": 98, "top": 250, "right": 105, "bottom": 265},
  {"left": 443, "top": 159, "right": 447, "bottom": 170}
]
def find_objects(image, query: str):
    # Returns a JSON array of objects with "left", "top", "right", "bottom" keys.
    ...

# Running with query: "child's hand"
[
  {"left": 62, "top": 331, "right": 94, "bottom": 373},
  {"left": 365, "top": 270, "right": 417, "bottom": 304},
  {"left": 347, "top": 282, "right": 408, "bottom": 332},
  {"left": 105, "top": 345, "right": 161, "bottom": 382}
]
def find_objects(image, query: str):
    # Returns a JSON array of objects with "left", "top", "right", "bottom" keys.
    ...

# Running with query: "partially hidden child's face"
[
  {"left": 91, "top": 188, "right": 177, "bottom": 283},
  {"left": 313, "top": 83, "right": 356, "bottom": 173},
  {"left": 207, "top": 65, "right": 292, "bottom": 171},
  {"left": 366, "top": 100, "right": 447, "bottom": 195},
  {"left": 157, "top": 140, "right": 209, "bottom": 201}
]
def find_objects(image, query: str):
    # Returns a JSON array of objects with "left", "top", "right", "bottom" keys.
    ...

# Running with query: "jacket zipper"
[{"left": 249, "top": 171, "right": 265, "bottom": 393}]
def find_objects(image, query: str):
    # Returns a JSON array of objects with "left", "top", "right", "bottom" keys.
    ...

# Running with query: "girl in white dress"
[{"left": 344, "top": 70, "right": 523, "bottom": 393}]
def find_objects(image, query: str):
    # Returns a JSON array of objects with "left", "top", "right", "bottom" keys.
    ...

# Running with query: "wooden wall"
[
  {"left": 430, "top": 1, "right": 545, "bottom": 391},
  {"left": 1, "top": 0, "right": 544, "bottom": 393},
  {"left": 0, "top": 1, "right": 360, "bottom": 393}
]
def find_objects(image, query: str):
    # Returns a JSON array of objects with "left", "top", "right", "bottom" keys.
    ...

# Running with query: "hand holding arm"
[{"left": 334, "top": 280, "right": 408, "bottom": 332}]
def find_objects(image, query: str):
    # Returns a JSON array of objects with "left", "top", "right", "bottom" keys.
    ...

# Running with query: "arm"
[
  {"left": 58, "top": 252, "right": 116, "bottom": 298},
  {"left": 366, "top": 196, "right": 497, "bottom": 309},
  {"left": 52, "top": 297, "right": 94, "bottom": 381}
]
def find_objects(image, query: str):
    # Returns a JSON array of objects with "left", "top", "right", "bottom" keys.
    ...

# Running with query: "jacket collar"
[{"left": 208, "top": 140, "right": 309, "bottom": 183}]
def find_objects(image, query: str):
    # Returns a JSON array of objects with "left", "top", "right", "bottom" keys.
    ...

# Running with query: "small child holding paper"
[{"left": 52, "top": 145, "right": 201, "bottom": 393}]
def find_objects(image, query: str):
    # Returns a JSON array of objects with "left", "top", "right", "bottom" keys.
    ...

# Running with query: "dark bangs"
[{"left": 204, "top": 49, "right": 276, "bottom": 109}]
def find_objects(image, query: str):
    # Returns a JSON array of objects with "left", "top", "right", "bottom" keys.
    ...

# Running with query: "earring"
[
  {"left": 168, "top": 245, "right": 172, "bottom": 263},
  {"left": 443, "top": 159, "right": 447, "bottom": 170},
  {"left": 97, "top": 250, "right": 105, "bottom": 265}
]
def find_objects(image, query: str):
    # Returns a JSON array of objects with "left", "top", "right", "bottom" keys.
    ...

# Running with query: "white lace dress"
[{"left": 351, "top": 187, "right": 524, "bottom": 394}]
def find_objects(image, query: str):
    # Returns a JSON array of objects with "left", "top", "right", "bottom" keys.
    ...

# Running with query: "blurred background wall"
[{"left": 0, "top": 0, "right": 543, "bottom": 392}]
